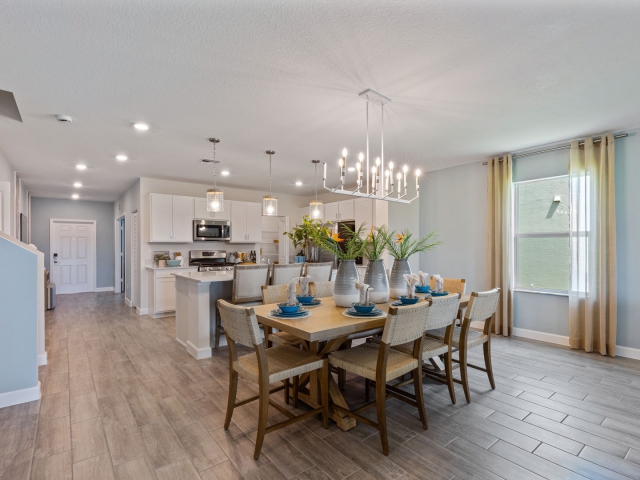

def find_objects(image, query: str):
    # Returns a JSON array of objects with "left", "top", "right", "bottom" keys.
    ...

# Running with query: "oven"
[
  {"left": 189, "top": 250, "right": 236, "bottom": 272},
  {"left": 193, "top": 219, "right": 231, "bottom": 241}
]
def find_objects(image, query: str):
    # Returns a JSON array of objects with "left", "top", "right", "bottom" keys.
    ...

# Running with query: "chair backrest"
[
  {"left": 232, "top": 265, "right": 270, "bottom": 304},
  {"left": 381, "top": 302, "right": 430, "bottom": 347},
  {"left": 464, "top": 288, "right": 501, "bottom": 332},
  {"left": 271, "top": 264, "right": 304, "bottom": 286},
  {"left": 430, "top": 277, "right": 466, "bottom": 295},
  {"left": 217, "top": 299, "right": 263, "bottom": 348},
  {"left": 425, "top": 294, "right": 461, "bottom": 331},
  {"left": 309, "top": 281, "right": 334, "bottom": 298},
  {"left": 261, "top": 284, "right": 287, "bottom": 304},
  {"left": 305, "top": 262, "right": 333, "bottom": 282}
]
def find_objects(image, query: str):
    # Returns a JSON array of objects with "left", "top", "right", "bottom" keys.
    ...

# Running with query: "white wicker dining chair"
[
  {"left": 260, "top": 284, "right": 303, "bottom": 348},
  {"left": 309, "top": 281, "right": 334, "bottom": 298},
  {"left": 271, "top": 263, "right": 304, "bottom": 285},
  {"left": 304, "top": 262, "right": 333, "bottom": 283},
  {"left": 328, "top": 302, "right": 431, "bottom": 455},
  {"left": 217, "top": 300, "right": 329, "bottom": 460},
  {"left": 425, "top": 288, "right": 500, "bottom": 403}
]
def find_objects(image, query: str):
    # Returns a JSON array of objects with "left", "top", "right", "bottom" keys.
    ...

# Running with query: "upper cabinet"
[
  {"left": 323, "top": 200, "right": 355, "bottom": 222},
  {"left": 149, "top": 194, "right": 194, "bottom": 243},
  {"left": 229, "top": 201, "right": 262, "bottom": 243},
  {"left": 194, "top": 198, "right": 231, "bottom": 221},
  {"left": 355, "top": 198, "right": 373, "bottom": 231},
  {"left": 324, "top": 203, "right": 339, "bottom": 222}
]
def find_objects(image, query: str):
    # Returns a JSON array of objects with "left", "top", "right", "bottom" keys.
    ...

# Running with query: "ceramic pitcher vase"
[
  {"left": 333, "top": 260, "right": 360, "bottom": 307},
  {"left": 364, "top": 259, "right": 389, "bottom": 303},
  {"left": 389, "top": 258, "right": 411, "bottom": 298}
]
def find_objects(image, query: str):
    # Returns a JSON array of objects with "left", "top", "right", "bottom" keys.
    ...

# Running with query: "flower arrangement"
[
  {"left": 284, "top": 215, "right": 329, "bottom": 250},
  {"left": 313, "top": 223, "right": 368, "bottom": 261},
  {"left": 385, "top": 229, "right": 441, "bottom": 259},
  {"left": 363, "top": 225, "right": 388, "bottom": 261}
]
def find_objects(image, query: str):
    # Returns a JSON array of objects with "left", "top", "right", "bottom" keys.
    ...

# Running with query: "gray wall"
[
  {"left": 0, "top": 234, "right": 38, "bottom": 395},
  {"left": 31, "top": 197, "right": 115, "bottom": 289}
]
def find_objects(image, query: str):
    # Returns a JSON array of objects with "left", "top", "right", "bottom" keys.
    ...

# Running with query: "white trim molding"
[
  {"left": 616, "top": 345, "right": 640, "bottom": 361},
  {"left": 38, "top": 352, "right": 48, "bottom": 366},
  {"left": 125, "top": 297, "right": 132, "bottom": 307},
  {"left": 0, "top": 381, "right": 41, "bottom": 408},
  {"left": 94, "top": 286, "right": 114, "bottom": 293},
  {"left": 136, "top": 307, "right": 148, "bottom": 316}
]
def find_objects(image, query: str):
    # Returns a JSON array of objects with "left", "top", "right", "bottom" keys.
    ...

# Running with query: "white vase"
[
  {"left": 389, "top": 258, "right": 411, "bottom": 298},
  {"left": 364, "top": 259, "right": 389, "bottom": 303},
  {"left": 333, "top": 260, "right": 360, "bottom": 307}
]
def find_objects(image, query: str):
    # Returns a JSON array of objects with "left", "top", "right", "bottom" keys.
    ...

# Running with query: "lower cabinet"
[{"left": 148, "top": 268, "right": 197, "bottom": 318}]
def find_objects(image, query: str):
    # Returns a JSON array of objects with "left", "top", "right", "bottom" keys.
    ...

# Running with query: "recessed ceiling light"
[
  {"left": 347, "top": 167, "right": 356, "bottom": 172},
  {"left": 221, "top": 170, "right": 230, "bottom": 176},
  {"left": 72, "top": 194, "right": 79, "bottom": 199},
  {"left": 116, "top": 154, "right": 128, "bottom": 161},
  {"left": 133, "top": 122, "right": 149, "bottom": 131},
  {"left": 295, "top": 181, "right": 303, "bottom": 186},
  {"left": 73, "top": 182, "right": 82, "bottom": 188},
  {"left": 76, "top": 164, "right": 87, "bottom": 170}
]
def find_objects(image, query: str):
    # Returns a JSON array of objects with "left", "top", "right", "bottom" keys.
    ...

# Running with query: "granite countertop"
[
  {"left": 172, "top": 271, "right": 234, "bottom": 283},
  {"left": 146, "top": 265, "right": 197, "bottom": 270}
]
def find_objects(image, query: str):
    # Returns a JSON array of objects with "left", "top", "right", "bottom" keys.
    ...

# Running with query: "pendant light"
[
  {"left": 309, "top": 159, "right": 323, "bottom": 221},
  {"left": 262, "top": 150, "right": 278, "bottom": 216},
  {"left": 206, "top": 138, "right": 224, "bottom": 212}
]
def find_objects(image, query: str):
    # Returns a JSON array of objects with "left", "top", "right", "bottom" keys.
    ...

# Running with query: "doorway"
[{"left": 50, "top": 219, "right": 96, "bottom": 294}]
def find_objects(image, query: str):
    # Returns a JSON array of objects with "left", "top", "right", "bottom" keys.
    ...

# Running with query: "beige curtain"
[
  {"left": 569, "top": 134, "right": 617, "bottom": 356},
  {"left": 486, "top": 155, "right": 514, "bottom": 336}
]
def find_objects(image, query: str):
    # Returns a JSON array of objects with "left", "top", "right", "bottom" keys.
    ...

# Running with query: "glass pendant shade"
[
  {"left": 309, "top": 200, "right": 323, "bottom": 220},
  {"left": 262, "top": 195, "right": 278, "bottom": 216},
  {"left": 206, "top": 189, "right": 224, "bottom": 212}
]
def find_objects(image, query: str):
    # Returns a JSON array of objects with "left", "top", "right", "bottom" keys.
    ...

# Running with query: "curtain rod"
[{"left": 483, "top": 132, "right": 628, "bottom": 165}]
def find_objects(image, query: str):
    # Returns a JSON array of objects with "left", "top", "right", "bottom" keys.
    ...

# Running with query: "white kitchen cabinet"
[
  {"left": 230, "top": 201, "right": 262, "bottom": 243},
  {"left": 172, "top": 195, "right": 195, "bottom": 242},
  {"left": 194, "top": 198, "right": 231, "bottom": 220},
  {"left": 147, "top": 267, "right": 197, "bottom": 318},
  {"left": 338, "top": 200, "right": 355, "bottom": 220},
  {"left": 324, "top": 203, "right": 339, "bottom": 222},
  {"left": 149, "top": 194, "right": 193, "bottom": 243},
  {"left": 246, "top": 203, "right": 262, "bottom": 242},
  {"left": 355, "top": 198, "right": 373, "bottom": 231}
]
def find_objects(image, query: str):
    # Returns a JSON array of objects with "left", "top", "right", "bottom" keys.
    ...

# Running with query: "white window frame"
[{"left": 513, "top": 175, "right": 570, "bottom": 296}]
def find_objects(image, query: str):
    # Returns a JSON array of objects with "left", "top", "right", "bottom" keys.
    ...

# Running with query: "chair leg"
[
  {"left": 224, "top": 370, "right": 238, "bottom": 429},
  {"left": 483, "top": 340, "right": 496, "bottom": 390},
  {"left": 376, "top": 379, "right": 389, "bottom": 455},
  {"left": 459, "top": 345, "right": 471, "bottom": 403},
  {"left": 444, "top": 351, "right": 456, "bottom": 404},
  {"left": 413, "top": 368, "right": 428, "bottom": 430},
  {"left": 293, "top": 376, "right": 299, "bottom": 408},
  {"left": 365, "top": 378, "right": 371, "bottom": 402},
  {"left": 254, "top": 379, "right": 270, "bottom": 460},
  {"left": 320, "top": 361, "right": 329, "bottom": 429},
  {"left": 284, "top": 378, "right": 290, "bottom": 405}
]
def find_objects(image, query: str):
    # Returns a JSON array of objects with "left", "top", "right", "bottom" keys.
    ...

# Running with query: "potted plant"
[
  {"left": 363, "top": 225, "right": 390, "bottom": 303},
  {"left": 385, "top": 230, "right": 441, "bottom": 298},
  {"left": 284, "top": 215, "right": 329, "bottom": 263},
  {"left": 313, "top": 223, "right": 368, "bottom": 307}
]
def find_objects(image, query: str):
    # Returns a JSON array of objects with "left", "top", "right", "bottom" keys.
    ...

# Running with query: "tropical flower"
[
  {"left": 330, "top": 232, "right": 344, "bottom": 243},
  {"left": 396, "top": 232, "right": 405, "bottom": 244}
]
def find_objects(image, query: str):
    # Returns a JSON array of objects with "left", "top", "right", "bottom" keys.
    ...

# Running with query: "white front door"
[{"left": 51, "top": 221, "right": 95, "bottom": 294}]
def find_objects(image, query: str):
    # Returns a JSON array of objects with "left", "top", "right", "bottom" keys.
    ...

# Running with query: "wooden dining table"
[{"left": 253, "top": 294, "right": 470, "bottom": 431}]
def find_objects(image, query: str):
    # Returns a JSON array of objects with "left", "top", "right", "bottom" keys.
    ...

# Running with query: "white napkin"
[
  {"left": 354, "top": 280, "right": 371, "bottom": 305},
  {"left": 418, "top": 271, "right": 430, "bottom": 287},
  {"left": 287, "top": 278, "right": 298, "bottom": 305},
  {"left": 299, "top": 277, "right": 311, "bottom": 296},
  {"left": 433, "top": 274, "right": 444, "bottom": 293},
  {"left": 403, "top": 273, "right": 419, "bottom": 298}
]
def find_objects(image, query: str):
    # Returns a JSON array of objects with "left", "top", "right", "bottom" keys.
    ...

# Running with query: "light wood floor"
[{"left": 2, "top": 293, "right": 640, "bottom": 479}]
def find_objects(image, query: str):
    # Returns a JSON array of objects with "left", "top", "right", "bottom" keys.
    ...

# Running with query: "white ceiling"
[{"left": 2, "top": 0, "right": 640, "bottom": 202}]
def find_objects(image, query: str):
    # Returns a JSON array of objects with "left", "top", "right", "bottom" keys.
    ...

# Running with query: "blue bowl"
[
  {"left": 296, "top": 295, "right": 315, "bottom": 304},
  {"left": 351, "top": 302, "right": 376, "bottom": 313},
  {"left": 166, "top": 260, "right": 181, "bottom": 267},
  {"left": 399, "top": 296, "right": 420, "bottom": 305},
  {"left": 415, "top": 285, "right": 431, "bottom": 293},
  {"left": 277, "top": 303, "right": 300, "bottom": 314}
]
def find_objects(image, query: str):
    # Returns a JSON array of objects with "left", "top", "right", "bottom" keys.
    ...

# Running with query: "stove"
[{"left": 189, "top": 250, "right": 236, "bottom": 272}]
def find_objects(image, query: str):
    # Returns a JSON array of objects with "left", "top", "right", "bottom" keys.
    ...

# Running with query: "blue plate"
[
  {"left": 298, "top": 298, "right": 321, "bottom": 306},
  {"left": 415, "top": 286, "right": 431, "bottom": 293},
  {"left": 389, "top": 300, "right": 406, "bottom": 307},
  {"left": 345, "top": 308, "right": 383, "bottom": 317},
  {"left": 430, "top": 291, "right": 449, "bottom": 297},
  {"left": 270, "top": 309, "right": 308, "bottom": 317}
]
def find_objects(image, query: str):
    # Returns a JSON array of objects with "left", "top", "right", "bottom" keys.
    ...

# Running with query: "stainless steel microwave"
[{"left": 193, "top": 220, "right": 231, "bottom": 241}]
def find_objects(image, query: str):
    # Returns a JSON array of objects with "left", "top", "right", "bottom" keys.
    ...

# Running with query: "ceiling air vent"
[{"left": 199, "top": 158, "right": 220, "bottom": 164}]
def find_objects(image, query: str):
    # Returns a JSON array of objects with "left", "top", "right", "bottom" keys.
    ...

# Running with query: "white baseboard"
[
  {"left": 615, "top": 345, "right": 640, "bottom": 361},
  {"left": 38, "top": 352, "right": 48, "bottom": 366},
  {"left": 135, "top": 307, "right": 148, "bottom": 316},
  {"left": 0, "top": 381, "right": 41, "bottom": 408},
  {"left": 176, "top": 337, "right": 186, "bottom": 347},
  {"left": 124, "top": 297, "right": 132, "bottom": 307},
  {"left": 94, "top": 287, "right": 114, "bottom": 292},
  {"left": 186, "top": 341, "right": 212, "bottom": 360},
  {"left": 512, "top": 327, "right": 571, "bottom": 347}
]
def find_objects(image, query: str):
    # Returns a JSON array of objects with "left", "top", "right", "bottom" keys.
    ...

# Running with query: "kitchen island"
[{"left": 173, "top": 271, "right": 233, "bottom": 359}]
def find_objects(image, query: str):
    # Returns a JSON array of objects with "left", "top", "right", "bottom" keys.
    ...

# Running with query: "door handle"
[{"left": 53, "top": 253, "right": 58, "bottom": 264}]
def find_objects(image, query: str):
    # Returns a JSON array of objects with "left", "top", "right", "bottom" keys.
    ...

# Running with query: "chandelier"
[
  {"left": 323, "top": 89, "right": 420, "bottom": 203},
  {"left": 309, "top": 159, "right": 323, "bottom": 220},
  {"left": 262, "top": 150, "right": 278, "bottom": 216},
  {"left": 206, "top": 138, "right": 224, "bottom": 212}
]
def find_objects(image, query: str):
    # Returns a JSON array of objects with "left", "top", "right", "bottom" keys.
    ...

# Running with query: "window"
[{"left": 514, "top": 175, "right": 570, "bottom": 293}]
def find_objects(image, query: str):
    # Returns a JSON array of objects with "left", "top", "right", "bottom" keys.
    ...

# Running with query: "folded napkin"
[
  {"left": 403, "top": 273, "right": 419, "bottom": 298},
  {"left": 354, "top": 280, "right": 371, "bottom": 305},
  {"left": 433, "top": 274, "right": 444, "bottom": 293},
  {"left": 418, "top": 271, "right": 430, "bottom": 287},
  {"left": 286, "top": 278, "right": 298, "bottom": 305},
  {"left": 299, "top": 277, "right": 311, "bottom": 296}
]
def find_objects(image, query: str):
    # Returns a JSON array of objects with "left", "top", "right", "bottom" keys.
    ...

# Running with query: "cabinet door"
[
  {"left": 229, "top": 201, "right": 247, "bottom": 243},
  {"left": 324, "top": 203, "right": 339, "bottom": 222},
  {"left": 355, "top": 198, "right": 373, "bottom": 232},
  {"left": 213, "top": 200, "right": 231, "bottom": 220},
  {"left": 246, "top": 202, "right": 262, "bottom": 242},
  {"left": 155, "top": 276, "right": 176, "bottom": 312},
  {"left": 194, "top": 198, "right": 212, "bottom": 219},
  {"left": 338, "top": 200, "right": 355, "bottom": 221},
  {"left": 278, "top": 216, "right": 289, "bottom": 264},
  {"left": 171, "top": 196, "right": 194, "bottom": 243},
  {"left": 149, "top": 194, "right": 173, "bottom": 242}
]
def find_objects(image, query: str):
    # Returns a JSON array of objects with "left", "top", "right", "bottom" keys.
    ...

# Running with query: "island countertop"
[{"left": 172, "top": 271, "right": 234, "bottom": 283}]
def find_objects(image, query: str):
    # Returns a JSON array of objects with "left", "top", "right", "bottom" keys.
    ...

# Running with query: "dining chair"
[
  {"left": 429, "top": 277, "right": 466, "bottom": 324},
  {"left": 304, "top": 262, "right": 333, "bottom": 282},
  {"left": 271, "top": 263, "right": 304, "bottom": 285},
  {"left": 328, "top": 302, "right": 431, "bottom": 455},
  {"left": 261, "top": 284, "right": 303, "bottom": 348},
  {"left": 217, "top": 300, "right": 329, "bottom": 460},
  {"left": 388, "top": 295, "right": 461, "bottom": 404},
  {"left": 309, "top": 281, "right": 334, "bottom": 298},
  {"left": 425, "top": 288, "right": 500, "bottom": 403},
  {"left": 215, "top": 264, "right": 270, "bottom": 348}
]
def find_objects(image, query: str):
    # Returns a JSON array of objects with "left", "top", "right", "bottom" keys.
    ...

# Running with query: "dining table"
[{"left": 253, "top": 293, "right": 470, "bottom": 431}]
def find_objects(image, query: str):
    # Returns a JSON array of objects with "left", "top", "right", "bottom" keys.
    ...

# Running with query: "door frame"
[
  {"left": 49, "top": 218, "right": 97, "bottom": 294},
  {"left": 115, "top": 213, "right": 126, "bottom": 296}
]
